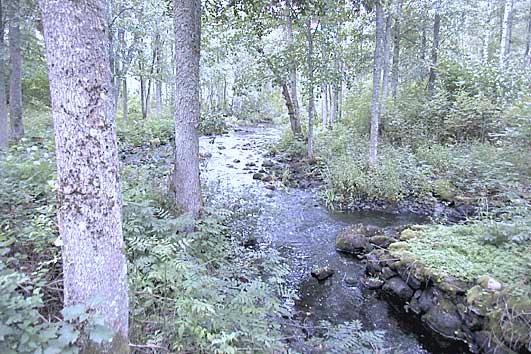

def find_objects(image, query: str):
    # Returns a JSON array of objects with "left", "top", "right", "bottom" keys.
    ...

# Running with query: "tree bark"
[
  {"left": 500, "top": 0, "right": 514, "bottom": 68},
  {"left": 390, "top": 0, "right": 402, "bottom": 98},
  {"left": 524, "top": 5, "right": 531, "bottom": 66},
  {"left": 8, "top": 0, "right": 24, "bottom": 140},
  {"left": 369, "top": 0, "right": 384, "bottom": 166},
  {"left": 172, "top": 0, "right": 202, "bottom": 217},
  {"left": 427, "top": 0, "right": 441, "bottom": 95},
  {"left": 0, "top": 0, "right": 8, "bottom": 149},
  {"left": 286, "top": 0, "right": 302, "bottom": 137},
  {"left": 321, "top": 85, "right": 328, "bottom": 127},
  {"left": 483, "top": 0, "right": 494, "bottom": 64},
  {"left": 39, "top": 0, "right": 128, "bottom": 351},
  {"left": 306, "top": 17, "right": 315, "bottom": 161},
  {"left": 381, "top": 13, "right": 392, "bottom": 99},
  {"left": 155, "top": 33, "right": 162, "bottom": 118}
]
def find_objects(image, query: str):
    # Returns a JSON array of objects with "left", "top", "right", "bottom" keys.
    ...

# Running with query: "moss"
[
  {"left": 400, "top": 229, "right": 421, "bottom": 241},
  {"left": 432, "top": 179, "right": 456, "bottom": 201}
]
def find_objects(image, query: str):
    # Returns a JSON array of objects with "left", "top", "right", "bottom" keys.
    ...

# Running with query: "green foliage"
[
  {"left": 116, "top": 117, "right": 174, "bottom": 148},
  {"left": 314, "top": 320, "right": 386, "bottom": 354},
  {"left": 199, "top": 113, "right": 228, "bottom": 135}
]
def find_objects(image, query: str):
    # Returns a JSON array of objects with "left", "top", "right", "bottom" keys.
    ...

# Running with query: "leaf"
[
  {"left": 61, "top": 304, "right": 86, "bottom": 321},
  {"left": 89, "top": 324, "right": 115, "bottom": 344}
]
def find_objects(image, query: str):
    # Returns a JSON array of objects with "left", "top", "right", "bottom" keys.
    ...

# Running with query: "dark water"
[{"left": 199, "top": 126, "right": 456, "bottom": 354}]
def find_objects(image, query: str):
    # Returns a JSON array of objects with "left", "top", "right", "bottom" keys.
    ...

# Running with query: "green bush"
[{"left": 199, "top": 113, "right": 228, "bottom": 135}]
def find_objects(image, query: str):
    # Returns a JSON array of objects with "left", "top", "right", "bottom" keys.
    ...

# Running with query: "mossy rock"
[
  {"left": 400, "top": 228, "right": 421, "bottom": 241},
  {"left": 432, "top": 179, "right": 456, "bottom": 202},
  {"left": 388, "top": 241, "right": 410, "bottom": 252}
]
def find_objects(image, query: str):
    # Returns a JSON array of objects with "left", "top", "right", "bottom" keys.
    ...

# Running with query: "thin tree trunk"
[
  {"left": 381, "top": 13, "right": 392, "bottom": 99},
  {"left": 500, "top": 0, "right": 514, "bottom": 68},
  {"left": 322, "top": 84, "right": 328, "bottom": 127},
  {"left": 390, "top": 0, "right": 402, "bottom": 98},
  {"left": 306, "top": 17, "right": 315, "bottom": 161},
  {"left": 8, "top": 0, "right": 24, "bottom": 140},
  {"left": 39, "top": 0, "right": 128, "bottom": 351},
  {"left": 427, "top": 0, "right": 441, "bottom": 95},
  {"left": 524, "top": 4, "right": 531, "bottom": 66},
  {"left": 155, "top": 34, "right": 162, "bottom": 118},
  {"left": 140, "top": 64, "right": 147, "bottom": 119},
  {"left": 369, "top": 0, "right": 385, "bottom": 166},
  {"left": 172, "top": 0, "right": 202, "bottom": 217},
  {"left": 483, "top": 0, "right": 494, "bottom": 64},
  {"left": 0, "top": 0, "right": 8, "bottom": 149},
  {"left": 286, "top": 0, "right": 302, "bottom": 137},
  {"left": 122, "top": 78, "right": 128, "bottom": 121}
]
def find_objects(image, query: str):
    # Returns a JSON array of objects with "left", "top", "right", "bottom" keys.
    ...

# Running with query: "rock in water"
[
  {"left": 382, "top": 277, "right": 414, "bottom": 301},
  {"left": 362, "top": 277, "right": 384, "bottom": 290},
  {"left": 336, "top": 224, "right": 381, "bottom": 254},
  {"left": 311, "top": 267, "right": 335, "bottom": 281}
]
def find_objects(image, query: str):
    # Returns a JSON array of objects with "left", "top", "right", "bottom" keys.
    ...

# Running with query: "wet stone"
[
  {"left": 345, "top": 276, "right": 358, "bottom": 286},
  {"left": 422, "top": 298, "right": 463, "bottom": 339},
  {"left": 382, "top": 277, "right": 414, "bottom": 302},
  {"left": 252, "top": 173, "right": 264, "bottom": 180},
  {"left": 362, "top": 277, "right": 384, "bottom": 290},
  {"left": 311, "top": 267, "right": 335, "bottom": 281},
  {"left": 381, "top": 267, "right": 397, "bottom": 279}
]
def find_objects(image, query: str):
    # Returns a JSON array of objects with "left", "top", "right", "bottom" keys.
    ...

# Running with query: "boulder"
[
  {"left": 262, "top": 159, "right": 274, "bottom": 168},
  {"left": 369, "top": 235, "right": 395, "bottom": 248},
  {"left": 381, "top": 267, "right": 397, "bottom": 279},
  {"left": 311, "top": 267, "right": 335, "bottom": 281},
  {"left": 335, "top": 224, "right": 382, "bottom": 255},
  {"left": 362, "top": 277, "right": 384, "bottom": 290},
  {"left": 382, "top": 277, "right": 414, "bottom": 302},
  {"left": 252, "top": 173, "right": 264, "bottom": 180},
  {"left": 365, "top": 252, "right": 383, "bottom": 275},
  {"left": 422, "top": 298, "right": 462, "bottom": 339}
]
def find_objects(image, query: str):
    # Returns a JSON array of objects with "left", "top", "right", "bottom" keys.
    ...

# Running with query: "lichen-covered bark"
[
  {"left": 39, "top": 0, "right": 128, "bottom": 351},
  {"left": 8, "top": 0, "right": 24, "bottom": 140},
  {"left": 369, "top": 0, "right": 384, "bottom": 166},
  {"left": 500, "top": 0, "right": 514, "bottom": 68},
  {"left": 173, "top": 0, "right": 202, "bottom": 216},
  {"left": 0, "top": 0, "right": 9, "bottom": 149}
]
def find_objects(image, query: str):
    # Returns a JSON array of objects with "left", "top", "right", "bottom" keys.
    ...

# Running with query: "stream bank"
[{"left": 199, "top": 125, "right": 475, "bottom": 353}]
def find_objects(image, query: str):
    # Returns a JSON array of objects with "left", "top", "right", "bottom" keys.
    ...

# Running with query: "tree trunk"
[
  {"left": 140, "top": 66, "right": 147, "bottom": 119},
  {"left": 0, "top": 0, "right": 8, "bottom": 149},
  {"left": 483, "top": 0, "right": 494, "bottom": 64},
  {"left": 390, "top": 0, "right": 402, "bottom": 98},
  {"left": 524, "top": 4, "right": 531, "bottom": 66},
  {"left": 39, "top": 0, "right": 128, "bottom": 351},
  {"left": 500, "top": 0, "right": 514, "bottom": 68},
  {"left": 381, "top": 13, "right": 392, "bottom": 99},
  {"left": 122, "top": 78, "right": 128, "bottom": 121},
  {"left": 8, "top": 0, "right": 24, "bottom": 140},
  {"left": 427, "top": 0, "right": 441, "bottom": 95},
  {"left": 172, "top": 0, "right": 202, "bottom": 217},
  {"left": 322, "top": 84, "right": 328, "bottom": 127},
  {"left": 369, "top": 0, "right": 384, "bottom": 166},
  {"left": 286, "top": 0, "right": 302, "bottom": 137},
  {"left": 155, "top": 34, "right": 163, "bottom": 118},
  {"left": 306, "top": 17, "right": 315, "bottom": 161}
]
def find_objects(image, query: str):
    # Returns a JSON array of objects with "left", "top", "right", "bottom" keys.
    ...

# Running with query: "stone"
[
  {"left": 265, "top": 184, "right": 276, "bottom": 190},
  {"left": 422, "top": 298, "right": 462, "bottom": 339},
  {"left": 311, "top": 267, "right": 334, "bottom": 281},
  {"left": 369, "top": 235, "right": 395, "bottom": 248},
  {"left": 233, "top": 159, "right": 240, "bottom": 163},
  {"left": 399, "top": 268, "right": 422, "bottom": 290},
  {"left": 345, "top": 276, "right": 357, "bottom": 286},
  {"left": 382, "top": 277, "right": 414, "bottom": 302},
  {"left": 335, "top": 224, "right": 382, "bottom": 255},
  {"left": 362, "top": 277, "right": 384, "bottom": 290},
  {"left": 245, "top": 162, "right": 256, "bottom": 167},
  {"left": 365, "top": 252, "right": 383, "bottom": 275},
  {"left": 478, "top": 275, "right": 503, "bottom": 292},
  {"left": 437, "top": 276, "right": 467, "bottom": 296},
  {"left": 252, "top": 173, "right": 264, "bottom": 180},
  {"left": 381, "top": 267, "right": 397, "bottom": 279},
  {"left": 262, "top": 159, "right": 274, "bottom": 168},
  {"left": 432, "top": 179, "right": 456, "bottom": 202}
]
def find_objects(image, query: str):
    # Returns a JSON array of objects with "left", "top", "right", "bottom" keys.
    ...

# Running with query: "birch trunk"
[
  {"left": 525, "top": 6, "right": 531, "bottom": 66},
  {"left": 483, "top": 0, "right": 494, "bottom": 64},
  {"left": 173, "top": 0, "right": 202, "bottom": 217},
  {"left": 500, "top": 0, "right": 514, "bottom": 68},
  {"left": 381, "top": 14, "right": 392, "bottom": 99},
  {"left": 390, "top": 0, "right": 402, "bottom": 98},
  {"left": 155, "top": 34, "right": 163, "bottom": 118},
  {"left": 369, "top": 0, "right": 384, "bottom": 166},
  {"left": 39, "top": 0, "right": 128, "bottom": 351},
  {"left": 0, "top": 0, "right": 8, "bottom": 149},
  {"left": 306, "top": 17, "right": 315, "bottom": 161},
  {"left": 122, "top": 78, "right": 128, "bottom": 121},
  {"left": 8, "top": 0, "right": 24, "bottom": 140},
  {"left": 286, "top": 0, "right": 302, "bottom": 137},
  {"left": 427, "top": 0, "right": 441, "bottom": 95}
]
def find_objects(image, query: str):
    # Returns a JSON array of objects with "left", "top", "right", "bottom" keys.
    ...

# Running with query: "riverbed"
[{"left": 199, "top": 125, "right": 442, "bottom": 353}]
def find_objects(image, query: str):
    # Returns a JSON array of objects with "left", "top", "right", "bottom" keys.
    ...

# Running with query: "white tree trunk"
[
  {"left": 427, "top": 0, "right": 441, "bottom": 95},
  {"left": 8, "top": 0, "right": 24, "bottom": 140},
  {"left": 500, "top": 0, "right": 514, "bottom": 68},
  {"left": 483, "top": 0, "right": 494, "bottom": 64},
  {"left": 286, "top": 0, "right": 302, "bottom": 137},
  {"left": 173, "top": 0, "right": 202, "bottom": 216},
  {"left": 381, "top": 13, "right": 392, "bottom": 99},
  {"left": 390, "top": 0, "right": 402, "bottom": 98},
  {"left": 39, "top": 0, "right": 128, "bottom": 351},
  {"left": 369, "top": 0, "right": 385, "bottom": 166},
  {"left": 0, "top": 0, "right": 8, "bottom": 149},
  {"left": 306, "top": 17, "right": 315, "bottom": 161}
]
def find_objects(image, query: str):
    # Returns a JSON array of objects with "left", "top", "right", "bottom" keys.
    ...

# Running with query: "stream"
[{"left": 198, "top": 125, "right": 445, "bottom": 354}]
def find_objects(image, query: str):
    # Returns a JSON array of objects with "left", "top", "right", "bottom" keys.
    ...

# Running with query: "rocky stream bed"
[{"left": 196, "top": 125, "right": 487, "bottom": 354}]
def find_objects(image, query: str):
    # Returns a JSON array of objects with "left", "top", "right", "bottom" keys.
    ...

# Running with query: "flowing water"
[{"left": 199, "top": 126, "right": 461, "bottom": 354}]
